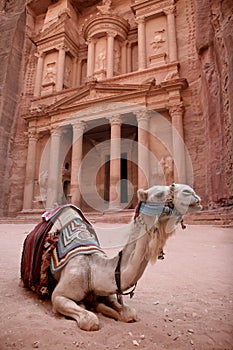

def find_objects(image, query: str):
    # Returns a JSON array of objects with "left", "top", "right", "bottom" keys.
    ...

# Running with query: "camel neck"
[{"left": 118, "top": 221, "right": 151, "bottom": 292}]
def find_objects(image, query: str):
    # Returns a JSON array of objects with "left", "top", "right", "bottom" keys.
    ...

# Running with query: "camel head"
[
  {"left": 137, "top": 183, "right": 202, "bottom": 217},
  {"left": 136, "top": 184, "right": 202, "bottom": 260}
]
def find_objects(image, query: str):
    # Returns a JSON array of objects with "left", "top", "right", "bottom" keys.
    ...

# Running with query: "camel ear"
[{"left": 137, "top": 189, "right": 148, "bottom": 201}]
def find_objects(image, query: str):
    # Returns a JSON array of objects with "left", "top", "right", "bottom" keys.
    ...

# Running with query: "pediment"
[
  {"left": 34, "top": 11, "right": 70, "bottom": 44},
  {"left": 46, "top": 82, "right": 151, "bottom": 113}
]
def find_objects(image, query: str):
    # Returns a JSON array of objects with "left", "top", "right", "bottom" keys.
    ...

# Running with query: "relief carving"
[
  {"left": 64, "top": 64, "right": 72, "bottom": 88},
  {"left": 96, "top": 51, "right": 106, "bottom": 70},
  {"left": 160, "top": 155, "right": 174, "bottom": 184},
  {"left": 39, "top": 170, "right": 49, "bottom": 201},
  {"left": 149, "top": 29, "right": 167, "bottom": 66},
  {"left": 42, "top": 62, "right": 56, "bottom": 86},
  {"left": 114, "top": 48, "right": 121, "bottom": 73},
  {"left": 150, "top": 29, "right": 166, "bottom": 51}
]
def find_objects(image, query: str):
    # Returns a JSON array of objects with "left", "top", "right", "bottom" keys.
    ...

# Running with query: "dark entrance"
[
  {"left": 120, "top": 152, "right": 128, "bottom": 203},
  {"left": 104, "top": 153, "right": 128, "bottom": 203},
  {"left": 104, "top": 154, "right": 110, "bottom": 202}
]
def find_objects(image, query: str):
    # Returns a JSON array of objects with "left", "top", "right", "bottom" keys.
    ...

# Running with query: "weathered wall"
[
  {"left": 194, "top": 0, "right": 233, "bottom": 208},
  {"left": 176, "top": 0, "right": 207, "bottom": 203},
  {"left": 0, "top": 0, "right": 27, "bottom": 216}
]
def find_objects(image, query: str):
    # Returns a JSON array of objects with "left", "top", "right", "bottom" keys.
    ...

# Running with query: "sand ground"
[{"left": 0, "top": 222, "right": 233, "bottom": 350}]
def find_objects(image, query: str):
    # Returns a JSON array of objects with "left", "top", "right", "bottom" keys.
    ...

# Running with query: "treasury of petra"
[{"left": 0, "top": 0, "right": 232, "bottom": 224}]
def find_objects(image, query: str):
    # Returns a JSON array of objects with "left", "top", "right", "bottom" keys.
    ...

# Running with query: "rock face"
[
  {"left": 194, "top": 0, "right": 233, "bottom": 209},
  {"left": 0, "top": 0, "right": 232, "bottom": 218},
  {"left": 0, "top": 0, "right": 27, "bottom": 216}
]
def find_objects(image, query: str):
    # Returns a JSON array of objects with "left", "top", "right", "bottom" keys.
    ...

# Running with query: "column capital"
[
  {"left": 57, "top": 43, "right": 68, "bottom": 52},
  {"left": 107, "top": 115, "right": 122, "bottom": 125},
  {"left": 168, "top": 103, "right": 184, "bottom": 117},
  {"left": 28, "top": 128, "right": 38, "bottom": 140},
  {"left": 35, "top": 51, "right": 44, "bottom": 59},
  {"left": 107, "top": 30, "right": 117, "bottom": 38},
  {"left": 136, "top": 16, "right": 146, "bottom": 24},
  {"left": 164, "top": 5, "right": 176, "bottom": 16},
  {"left": 86, "top": 36, "right": 97, "bottom": 45},
  {"left": 135, "top": 110, "right": 151, "bottom": 122},
  {"left": 72, "top": 120, "right": 86, "bottom": 132},
  {"left": 50, "top": 126, "right": 63, "bottom": 137}
]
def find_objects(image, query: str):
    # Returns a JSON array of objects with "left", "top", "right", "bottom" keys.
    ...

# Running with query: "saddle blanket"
[
  {"left": 21, "top": 204, "right": 104, "bottom": 297},
  {"left": 51, "top": 217, "right": 105, "bottom": 273}
]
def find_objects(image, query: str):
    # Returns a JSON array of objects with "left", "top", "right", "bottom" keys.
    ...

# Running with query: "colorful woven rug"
[
  {"left": 51, "top": 217, "right": 105, "bottom": 273},
  {"left": 21, "top": 204, "right": 103, "bottom": 297}
]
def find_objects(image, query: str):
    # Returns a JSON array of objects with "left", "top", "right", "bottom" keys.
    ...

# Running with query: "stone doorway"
[{"left": 104, "top": 152, "right": 129, "bottom": 205}]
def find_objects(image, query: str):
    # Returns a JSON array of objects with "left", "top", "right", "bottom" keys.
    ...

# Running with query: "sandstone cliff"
[
  {"left": 0, "top": 0, "right": 27, "bottom": 216},
  {"left": 195, "top": 0, "right": 233, "bottom": 208}
]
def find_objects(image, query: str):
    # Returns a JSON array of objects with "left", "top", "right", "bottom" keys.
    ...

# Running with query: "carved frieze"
[{"left": 132, "top": 0, "right": 176, "bottom": 18}]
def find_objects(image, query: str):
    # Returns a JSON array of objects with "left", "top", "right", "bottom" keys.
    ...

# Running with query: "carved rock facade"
[{"left": 0, "top": 0, "right": 232, "bottom": 219}]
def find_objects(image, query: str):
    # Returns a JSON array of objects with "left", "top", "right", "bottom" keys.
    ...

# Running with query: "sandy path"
[{"left": 0, "top": 223, "right": 233, "bottom": 350}]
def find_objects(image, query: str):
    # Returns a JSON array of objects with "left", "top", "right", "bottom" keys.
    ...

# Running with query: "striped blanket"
[
  {"left": 51, "top": 217, "right": 104, "bottom": 273},
  {"left": 21, "top": 204, "right": 103, "bottom": 297}
]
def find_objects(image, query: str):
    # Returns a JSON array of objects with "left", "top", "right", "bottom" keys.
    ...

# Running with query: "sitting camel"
[{"left": 21, "top": 183, "right": 201, "bottom": 331}]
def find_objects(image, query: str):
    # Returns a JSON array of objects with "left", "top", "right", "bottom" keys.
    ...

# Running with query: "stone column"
[
  {"left": 56, "top": 45, "right": 66, "bottom": 91},
  {"left": 87, "top": 37, "right": 95, "bottom": 79},
  {"left": 121, "top": 42, "right": 127, "bottom": 74},
  {"left": 72, "top": 57, "right": 78, "bottom": 87},
  {"left": 76, "top": 58, "right": 82, "bottom": 86},
  {"left": 127, "top": 42, "right": 132, "bottom": 73},
  {"left": 46, "top": 127, "right": 62, "bottom": 209},
  {"left": 70, "top": 121, "right": 85, "bottom": 207},
  {"left": 34, "top": 52, "right": 44, "bottom": 97},
  {"left": 107, "top": 32, "right": 115, "bottom": 78},
  {"left": 23, "top": 129, "right": 38, "bottom": 210},
  {"left": 165, "top": 6, "right": 178, "bottom": 62},
  {"left": 169, "top": 103, "right": 186, "bottom": 183},
  {"left": 136, "top": 17, "right": 147, "bottom": 70},
  {"left": 108, "top": 115, "right": 121, "bottom": 209},
  {"left": 136, "top": 111, "right": 150, "bottom": 189}
]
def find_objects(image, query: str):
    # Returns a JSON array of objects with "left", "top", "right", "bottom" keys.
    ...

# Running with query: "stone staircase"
[
  {"left": 185, "top": 207, "right": 233, "bottom": 227},
  {"left": 0, "top": 207, "right": 232, "bottom": 226}
]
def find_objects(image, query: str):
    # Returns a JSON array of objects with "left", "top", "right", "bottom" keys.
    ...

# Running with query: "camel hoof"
[
  {"left": 78, "top": 313, "right": 100, "bottom": 331},
  {"left": 119, "top": 306, "right": 138, "bottom": 323},
  {"left": 79, "top": 321, "right": 100, "bottom": 331}
]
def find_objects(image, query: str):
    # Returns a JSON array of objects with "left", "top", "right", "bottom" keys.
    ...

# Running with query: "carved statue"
[
  {"left": 114, "top": 48, "right": 121, "bottom": 72},
  {"left": 64, "top": 65, "right": 72, "bottom": 87},
  {"left": 160, "top": 156, "right": 174, "bottom": 184},
  {"left": 97, "top": 0, "right": 112, "bottom": 15},
  {"left": 43, "top": 62, "right": 56, "bottom": 85},
  {"left": 39, "top": 170, "right": 49, "bottom": 201},
  {"left": 96, "top": 51, "right": 106, "bottom": 70}
]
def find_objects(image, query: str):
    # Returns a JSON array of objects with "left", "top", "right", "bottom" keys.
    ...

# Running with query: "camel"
[
  {"left": 43, "top": 183, "right": 201, "bottom": 331},
  {"left": 21, "top": 183, "right": 201, "bottom": 331}
]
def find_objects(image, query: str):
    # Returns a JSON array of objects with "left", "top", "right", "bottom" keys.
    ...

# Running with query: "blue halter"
[{"left": 139, "top": 201, "right": 173, "bottom": 217}]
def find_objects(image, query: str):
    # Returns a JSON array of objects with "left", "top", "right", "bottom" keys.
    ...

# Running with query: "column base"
[{"left": 106, "top": 202, "right": 122, "bottom": 212}]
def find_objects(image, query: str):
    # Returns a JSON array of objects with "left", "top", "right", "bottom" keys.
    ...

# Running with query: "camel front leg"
[
  {"left": 52, "top": 294, "right": 99, "bottom": 331},
  {"left": 96, "top": 295, "right": 138, "bottom": 323}
]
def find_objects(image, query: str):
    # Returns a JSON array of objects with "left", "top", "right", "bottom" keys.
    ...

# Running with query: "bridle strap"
[{"left": 115, "top": 250, "right": 137, "bottom": 305}]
